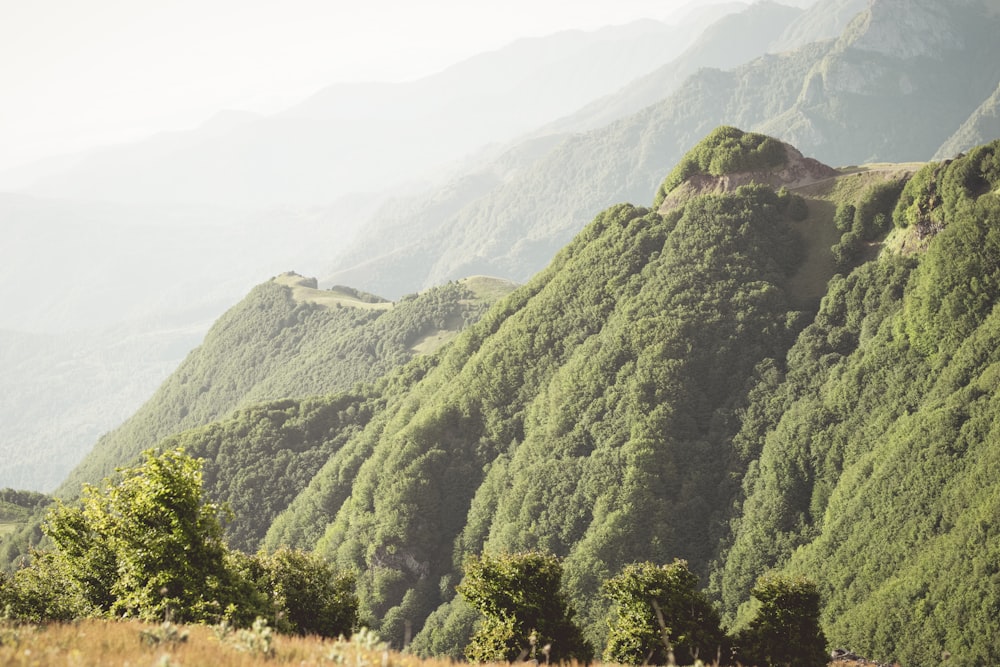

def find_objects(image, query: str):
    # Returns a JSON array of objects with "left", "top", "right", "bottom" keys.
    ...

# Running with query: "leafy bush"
[
  {"left": 2, "top": 448, "right": 357, "bottom": 636},
  {"left": 37, "top": 448, "right": 243, "bottom": 623},
  {"left": 458, "top": 552, "right": 591, "bottom": 663},
  {"left": 655, "top": 126, "right": 788, "bottom": 206},
  {"left": 240, "top": 547, "right": 358, "bottom": 637},
  {"left": 734, "top": 575, "right": 828, "bottom": 667},
  {"left": 603, "top": 560, "right": 723, "bottom": 665}
]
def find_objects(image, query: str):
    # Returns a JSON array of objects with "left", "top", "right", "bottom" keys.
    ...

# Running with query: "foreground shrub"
[
  {"left": 0, "top": 448, "right": 356, "bottom": 637},
  {"left": 458, "top": 551, "right": 592, "bottom": 663},
  {"left": 734, "top": 574, "right": 827, "bottom": 667},
  {"left": 239, "top": 547, "right": 358, "bottom": 637},
  {"left": 603, "top": 560, "right": 724, "bottom": 665}
]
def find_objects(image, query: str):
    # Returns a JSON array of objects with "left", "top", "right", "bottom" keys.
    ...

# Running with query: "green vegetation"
[
  {"left": 20, "top": 130, "right": 1000, "bottom": 665},
  {"left": 733, "top": 575, "right": 827, "bottom": 667},
  {"left": 457, "top": 552, "right": 591, "bottom": 663},
  {"left": 714, "top": 140, "right": 1000, "bottom": 665},
  {"left": 164, "top": 393, "right": 379, "bottom": 552},
  {"left": 830, "top": 178, "right": 904, "bottom": 271},
  {"left": 654, "top": 126, "right": 788, "bottom": 207},
  {"left": 0, "top": 490, "right": 50, "bottom": 526},
  {"left": 1, "top": 449, "right": 358, "bottom": 638},
  {"left": 235, "top": 546, "right": 358, "bottom": 637},
  {"left": 603, "top": 560, "right": 723, "bottom": 665}
]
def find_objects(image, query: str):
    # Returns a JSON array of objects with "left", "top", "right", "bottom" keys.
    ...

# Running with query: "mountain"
[
  {"left": 18, "top": 16, "right": 725, "bottom": 209},
  {"left": 0, "top": 188, "right": 384, "bottom": 491},
  {"left": 536, "top": 1, "right": 806, "bottom": 136},
  {"left": 767, "top": 0, "right": 868, "bottom": 53},
  {"left": 39, "top": 127, "right": 1000, "bottom": 665},
  {"left": 57, "top": 273, "right": 514, "bottom": 499},
  {"left": 936, "top": 79, "right": 1000, "bottom": 158},
  {"left": 325, "top": 0, "right": 1000, "bottom": 300}
]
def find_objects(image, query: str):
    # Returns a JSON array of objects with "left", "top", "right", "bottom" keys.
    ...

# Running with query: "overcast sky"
[{"left": 0, "top": 0, "right": 746, "bottom": 172}]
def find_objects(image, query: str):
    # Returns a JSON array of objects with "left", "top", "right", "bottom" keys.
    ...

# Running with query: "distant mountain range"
[
  {"left": 325, "top": 0, "right": 1000, "bottom": 299},
  {"left": 14, "top": 10, "right": 732, "bottom": 209}
]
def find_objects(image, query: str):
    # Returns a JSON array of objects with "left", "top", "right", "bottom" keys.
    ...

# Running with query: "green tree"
[
  {"left": 735, "top": 575, "right": 827, "bottom": 667},
  {"left": 458, "top": 552, "right": 592, "bottom": 663},
  {"left": 240, "top": 547, "right": 358, "bottom": 637},
  {"left": 43, "top": 448, "right": 245, "bottom": 622},
  {"left": 603, "top": 560, "right": 724, "bottom": 665}
]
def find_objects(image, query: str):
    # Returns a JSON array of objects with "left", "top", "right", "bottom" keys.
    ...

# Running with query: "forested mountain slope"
[
  {"left": 326, "top": 0, "right": 1000, "bottom": 300},
  {"left": 715, "top": 140, "right": 1000, "bottom": 666},
  {"left": 282, "top": 133, "right": 999, "bottom": 666},
  {"left": 39, "top": 128, "right": 1000, "bottom": 665},
  {"left": 257, "top": 130, "right": 891, "bottom": 652},
  {"left": 58, "top": 274, "right": 514, "bottom": 495}
]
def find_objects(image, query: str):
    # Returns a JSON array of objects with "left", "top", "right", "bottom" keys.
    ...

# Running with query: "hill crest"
[{"left": 659, "top": 141, "right": 839, "bottom": 212}]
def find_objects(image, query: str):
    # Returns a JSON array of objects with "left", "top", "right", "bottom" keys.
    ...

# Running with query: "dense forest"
[{"left": 8, "top": 126, "right": 999, "bottom": 665}]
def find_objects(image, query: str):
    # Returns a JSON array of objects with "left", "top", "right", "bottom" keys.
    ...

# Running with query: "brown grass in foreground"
[
  {"left": 0, "top": 619, "right": 883, "bottom": 667},
  {"left": 0, "top": 619, "right": 461, "bottom": 667}
]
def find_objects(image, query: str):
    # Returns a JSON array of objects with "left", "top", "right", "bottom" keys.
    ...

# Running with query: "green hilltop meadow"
[{"left": 4, "top": 125, "right": 1000, "bottom": 666}]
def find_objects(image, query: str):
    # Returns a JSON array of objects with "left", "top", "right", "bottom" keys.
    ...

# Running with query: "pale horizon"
[{"left": 0, "top": 0, "right": 756, "bottom": 173}]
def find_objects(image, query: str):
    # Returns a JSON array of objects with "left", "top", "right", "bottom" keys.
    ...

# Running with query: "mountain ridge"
[{"left": 19, "top": 125, "right": 1000, "bottom": 665}]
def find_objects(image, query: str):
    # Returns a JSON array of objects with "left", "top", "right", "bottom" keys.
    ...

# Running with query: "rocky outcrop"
[{"left": 658, "top": 143, "right": 838, "bottom": 213}]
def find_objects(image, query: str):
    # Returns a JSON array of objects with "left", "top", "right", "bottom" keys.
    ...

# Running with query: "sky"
[{"left": 0, "top": 0, "right": 744, "bottom": 172}]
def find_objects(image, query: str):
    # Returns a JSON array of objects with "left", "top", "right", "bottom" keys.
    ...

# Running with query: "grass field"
[
  {"left": 0, "top": 619, "right": 454, "bottom": 667},
  {"left": 0, "top": 618, "right": 880, "bottom": 666}
]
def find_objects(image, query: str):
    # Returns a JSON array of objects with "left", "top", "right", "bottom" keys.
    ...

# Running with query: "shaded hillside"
[
  {"left": 936, "top": 80, "right": 1000, "bottom": 158},
  {"left": 715, "top": 139, "right": 1000, "bottom": 666},
  {"left": 327, "top": 0, "right": 1000, "bottom": 299},
  {"left": 58, "top": 274, "right": 514, "bottom": 495},
  {"left": 261, "top": 129, "right": 847, "bottom": 654}
]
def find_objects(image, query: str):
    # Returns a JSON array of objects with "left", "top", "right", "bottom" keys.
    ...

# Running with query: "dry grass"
[
  {"left": 0, "top": 619, "right": 441, "bottom": 667},
  {"left": 459, "top": 276, "right": 519, "bottom": 303},
  {"left": 273, "top": 272, "right": 393, "bottom": 311},
  {"left": 0, "top": 620, "right": 883, "bottom": 667}
]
